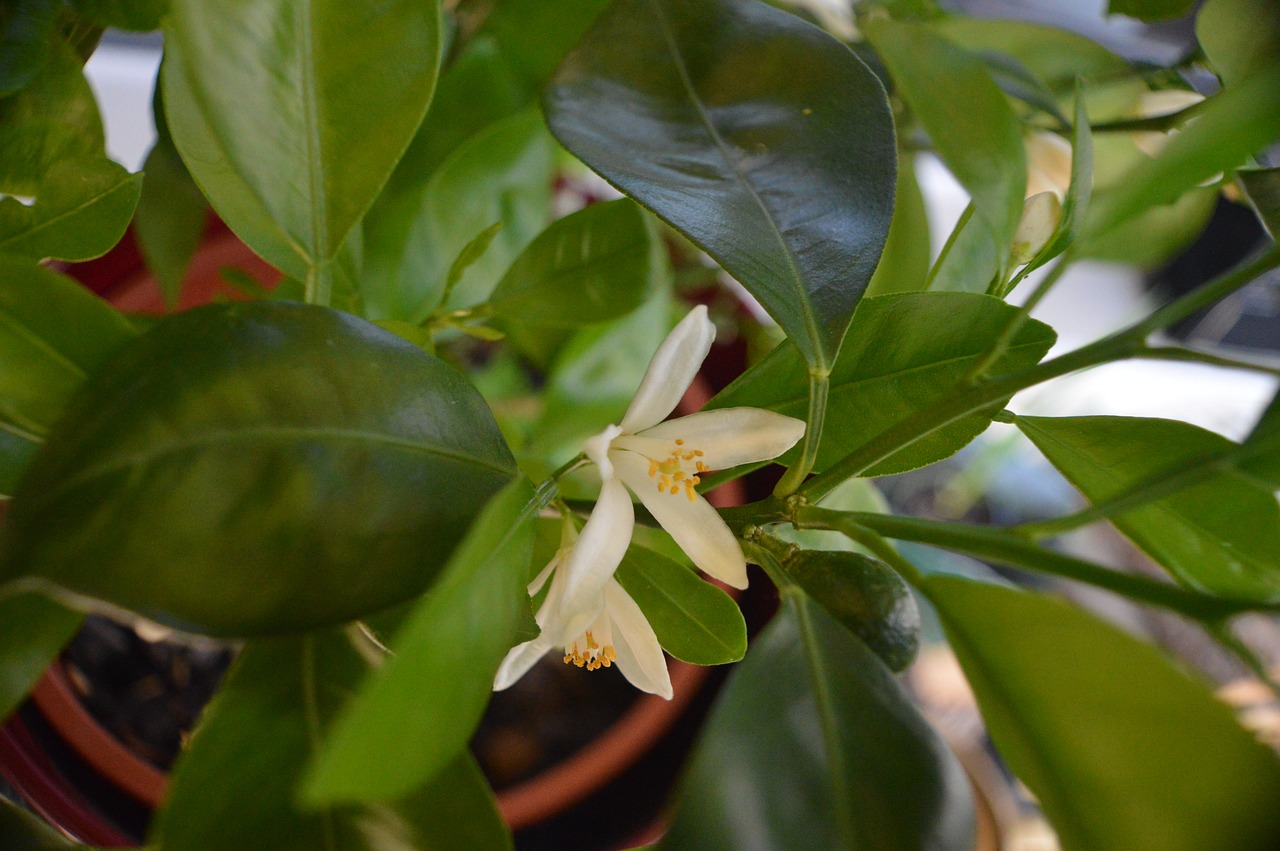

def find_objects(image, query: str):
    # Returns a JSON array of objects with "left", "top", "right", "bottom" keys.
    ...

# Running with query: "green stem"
[
  {"left": 1129, "top": 242, "right": 1280, "bottom": 337},
  {"left": 773, "top": 370, "right": 829, "bottom": 497},
  {"left": 968, "top": 256, "right": 1070, "bottom": 381},
  {"left": 304, "top": 261, "right": 333, "bottom": 307},
  {"left": 796, "top": 507, "right": 1277, "bottom": 620},
  {"left": 790, "top": 507, "right": 927, "bottom": 589},
  {"left": 1136, "top": 345, "right": 1280, "bottom": 377},
  {"left": 1208, "top": 623, "right": 1280, "bottom": 699}
]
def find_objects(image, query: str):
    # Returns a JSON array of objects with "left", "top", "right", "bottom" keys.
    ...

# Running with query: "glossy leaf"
[
  {"left": 489, "top": 199, "right": 657, "bottom": 326},
  {"left": 867, "top": 18, "right": 1025, "bottom": 274},
  {"left": 615, "top": 544, "right": 746, "bottom": 665},
  {"left": 1197, "top": 0, "right": 1280, "bottom": 88},
  {"left": 865, "top": 153, "right": 930, "bottom": 296},
  {"left": 927, "top": 575, "right": 1280, "bottom": 851},
  {"left": 162, "top": 0, "right": 441, "bottom": 280},
  {"left": 1240, "top": 167, "right": 1280, "bottom": 240},
  {"left": 661, "top": 592, "right": 974, "bottom": 851},
  {"left": 1018, "top": 415, "right": 1280, "bottom": 601},
  {"left": 0, "top": 301, "right": 516, "bottom": 636},
  {"left": 0, "top": 796, "right": 76, "bottom": 850},
  {"left": 0, "top": 258, "right": 136, "bottom": 438},
  {"left": 0, "top": 0, "right": 59, "bottom": 98},
  {"left": 1241, "top": 389, "right": 1280, "bottom": 486},
  {"left": 1085, "top": 62, "right": 1280, "bottom": 239},
  {"left": 546, "top": 0, "right": 896, "bottom": 370},
  {"left": 71, "top": 0, "right": 167, "bottom": 31},
  {"left": 781, "top": 549, "right": 919, "bottom": 672},
  {"left": 0, "top": 157, "right": 141, "bottom": 261},
  {"left": 1107, "top": 0, "right": 1196, "bottom": 21},
  {"left": 710, "top": 292, "right": 1056, "bottom": 476},
  {"left": 302, "top": 478, "right": 536, "bottom": 804},
  {"left": 0, "top": 591, "right": 82, "bottom": 721},
  {"left": 152, "top": 629, "right": 513, "bottom": 851}
]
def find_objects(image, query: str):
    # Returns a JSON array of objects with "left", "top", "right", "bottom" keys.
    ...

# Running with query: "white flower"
[
  {"left": 494, "top": 517, "right": 673, "bottom": 698},
  {"left": 1024, "top": 130, "right": 1073, "bottom": 199},
  {"left": 1010, "top": 191, "right": 1062, "bottom": 265},
  {"left": 494, "top": 305, "right": 805, "bottom": 698}
]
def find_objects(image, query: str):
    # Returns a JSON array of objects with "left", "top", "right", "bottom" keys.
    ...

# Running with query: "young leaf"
[
  {"left": 162, "top": 0, "right": 442, "bottom": 281},
  {"left": 135, "top": 132, "right": 208, "bottom": 308},
  {"left": 152, "top": 629, "right": 513, "bottom": 851},
  {"left": 865, "top": 153, "right": 930, "bottom": 297},
  {"left": 615, "top": 543, "right": 746, "bottom": 666},
  {"left": 0, "top": 157, "right": 141, "bottom": 262},
  {"left": 926, "top": 202, "right": 999, "bottom": 294},
  {"left": 0, "top": 301, "right": 516, "bottom": 636},
  {"left": 545, "top": 0, "right": 896, "bottom": 371},
  {"left": 710, "top": 292, "right": 1056, "bottom": 476},
  {"left": 1017, "top": 415, "right": 1280, "bottom": 602},
  {"left": 301, "top": 477, "right": 537, "bottom": 805},
  {"left": 781, "top": 549, "right": 920, "bottom": 672},
  {"left": 867, "top": 18, "right": 1025, "bottom": 276},
  {"left": 475, "top": 0, "right": 611, "bottom": 95},
  {"left": 0, "top": 592, "right": 82, "bottom": 721},
  {"left": 0, "top": 258, "right": 136, "bottom": 439},
  {"left": 488, "top": 199, "right": 657, "bottom": 327},
  {"left": 660, "top": 592, "right": 974, "bottom": 850},
  {"left": 926, "top": 575, "right": 1280, "bottom": 851},
  {"left": 1197, "top": 0, "right": 1280, "bottom": 88}
]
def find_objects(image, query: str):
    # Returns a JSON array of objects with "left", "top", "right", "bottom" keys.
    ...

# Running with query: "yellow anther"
[
  {"left": 694, "top": 450, "right": 704, "bottom": 457},
  {"left": 585, "top": 632, "right": 598, "bottom": 650},
  {"left": 673, "top": 471, "right": 686, "bottom": 481},
  {"left": 563, "top": 654, "right": 573, "bottom": 664},
  {"left": 675, "top": 439, "right": 685, "bottom": 445},
  {"left": 685, "top": 482, "right": 697, "bottom": 501},
  {"left": 604, "top": 646, "right": 617, "bottom": 662},
  {"left": 648, "top": 460, "right": 658, "bottom": 477},
  {"left": 669, "top": 485, "right": 680, "bottom": 495}
]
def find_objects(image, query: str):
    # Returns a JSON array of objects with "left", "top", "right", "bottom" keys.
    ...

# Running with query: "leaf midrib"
[{"left": 0, "top": 171, "right": 137, "bottom": 255}]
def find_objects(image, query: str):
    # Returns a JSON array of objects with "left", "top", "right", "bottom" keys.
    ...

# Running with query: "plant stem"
[
  {"left": 304, "top": 261, "right": 333, "bottom": 307},
  {"left": 1135, "top": 345, "right": 1280, "bottom": 377},
  {"left": 968, "top": 255, "right": 1070, "bottom": 380},
  {"left": 795, "top": 507, "right": 1278, "bottom": 620},
  {"left": 773, "top": 370, "right": 829, "bottom": 497}
]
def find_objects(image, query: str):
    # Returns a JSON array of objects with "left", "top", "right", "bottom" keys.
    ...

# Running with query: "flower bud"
[{"left": 1011, "top": 191, "right": 1062, "bottom": 265}]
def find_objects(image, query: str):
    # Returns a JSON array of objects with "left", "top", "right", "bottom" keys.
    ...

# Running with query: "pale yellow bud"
[
  {"left": 1024, "top": 131, "right": 1073, "bottom": 198},
  {"left": 1011, "top": 191, "right": 1062, "bottom": 265}
]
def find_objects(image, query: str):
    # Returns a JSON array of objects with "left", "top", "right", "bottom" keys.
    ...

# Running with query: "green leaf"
[
  {"left": 1241, "top": 390, "right": 1280, "bottom": 486},
  {"left": 0, "top": 301, "right": 516, "bottom": 636},
  {"left": 135, "top": 123, "right": 208, "bottom": 307},
  {"left": 781, "top": 549, "right": 919, "bottom": 672},
  {"left": 0, "top": 257, "right": 136, "bottom": 438},
  {"left": 867, "top": 18, "right": 1025, "bottom": 275},
  {"left": 162, "top": 0, "right": 442, "bottom": 281},
  {"left": 0, "top": 0, "right": 59, "bottom": 98},
  {"left": 615, "top": 544, "right": 746, "bottom": 665},
  {"left": 1081, "top": 184, "right": 1217, "bottom": 267},
  {"left": 489, "top": 199, "right": 656, "bottom": 327},
  {"left": 476, "top": 0, "right": 610, "bottom": 95},
  {"left": 1085, "top": 62, "right": 1280, "bottom": 240},
  {"left": 926, "top": 575, "right": 1280, "bottom": 851},
  {"left": 926, "top": 202, "right": 998, "bottom": 294},
  {"left": 1108, "top": 0, "right": 1196, "bottom": 21},
  {"left": 710, "top": 292, "right": 1056, "bottom": 476},
  {"left": 0, "top": 422, "right": 39, "bottom": 495},
  {"left": 0, "top": 591, "right": 82, "bottom": 721},
  {"left": 1197, "top": 0, "right": 1280, "bottom": 88},
  {"left": 0, "top": 157, "right": 141, "bottom": 262},
  {"left": 660, "top": 592, "right": 974, "bottom": 851},
  {"left": 545, "top": 0, "right": 896, "bottom": 371},
  {"left": 1017, "top": 415, "right": 1280, "bottom": 601},
  {"left": 301, "top": 478, "right": 536, "bottom": 805},
  {"left": 934, "top": 17, "right": 1131, "bottom": 92},
  {"left": 70, "top": 0, "right": 167, "bottom": 31},
  {"left": 865, "top": 152, "right": 930, "bottom": 297},
  {"left": 0, "top": 795, "right": 77, "bottom": 850},
  {"left": 152, "top": 629, "right": 512, "bottom": 851},
  {"left": 1240, "top": 167, "right": 1280, "bottom": 240}
]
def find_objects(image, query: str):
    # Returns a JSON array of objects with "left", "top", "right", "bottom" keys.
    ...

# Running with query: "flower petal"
[
  {"left": 619, "top": 305, "right": 715, "bottom": 433},
  {"left": 613, "top": 450, "right": 748, "bottom": 588},
  {"left": 493, "top": 636, "right": 553, "bottom": 691},
  {"left": 604, "top": 579, "right": 672, "bottom": 699},
  {"left": 633, "top": 408, "right": 805, "bottom": 470},
  {"left": 555, "top": 475, "right": 635, "bottom": 639}
]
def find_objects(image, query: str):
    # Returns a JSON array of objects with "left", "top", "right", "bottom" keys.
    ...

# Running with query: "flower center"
[
  {"left": 563, "top": 630, "right": 618, "bottom": 672},
  {"left": 647, "top": 438, "right": 710, "bottom": 502}
]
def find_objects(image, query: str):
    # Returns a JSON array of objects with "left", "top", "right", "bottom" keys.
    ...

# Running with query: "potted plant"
[{"left": 4, "top": 0, "right": 1280, "bottom": 849}]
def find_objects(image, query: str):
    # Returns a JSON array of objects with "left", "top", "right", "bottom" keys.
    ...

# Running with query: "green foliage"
[
  {"left": 661, "top": 592, "right": 974, "bottom": 851},
  {"left": 1107, "top": 0, "right": 1197, "bottom": 21},
  {"left": 0, "top": 302, "right": 516, "bottom": 636},
  {"left": 545, "top": 0, "right": 896, "bottom": 371},
  {"left": 928, "top": 576, "right": 1280, "bottom": 851},
  {"left": 0, "top": 0, "right": 60, "bottom": 98},
  {"left": 0, "top": 592, "right": 82, "bottom": 720},
  {"left": 0, "top": 796, "right": 78, "bottom": 850},
  {"left": 1240, "top": 166, "right": 1280, "bottom": 239},
  {"left": 1197, "top": 0, "right": 1280, "bottom": 87},
  {"left": 70, "top": 0, "right": 168, "bottom": 31}
]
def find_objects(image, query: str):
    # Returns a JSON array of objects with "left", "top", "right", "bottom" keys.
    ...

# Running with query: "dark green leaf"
[
  {"left": 1, "top": 301, "right": 516, "bottom": 636},
  {"left": 935, "top": 17, "right": 1131, "bottom": 92},
  {"left": 865, "top": 152, "right": 930, "bottom": 296},
  {"left": 0, "top": 0, "right": 59, "bottom": 98},
  {"left": 867, "top": 18, "right": 1025, "bottom": 275},
  {"left": 0, "top": 796, "right": 76, "bottom": 850},
  {"left": 1085, "top": 63, "right": 1280, "bottom": 240},
  {"left": 162, "top": 0, "right": 442, "bottom": 279},
  {"left": 1241, "top": 389, "right": 1280, "bottom": 486},
  {"left": 489, "top": 199, "right": 656, "bottom": 326},
  {"left": 1017, "top": 415, "right": 1280, "bottom": 601},
  {"left": 781, "top": 549, "right": 919, "bottom": 672},
  {"left": 927, "top": 575, "right": 1280, "bottom": 851},
  {"left": 0, "top": 422, "right": 39, "bottom": 495},
  {"left": 0, "top": 591, "right": 82, "bottom": 721},
  {"left": 153, "top": 629, "right": 513, "bottom": 851},
  {"left": 0, "top": 257, "right": 136, "bottom": 438},
  {"left": 1240, "top": 167, "right": 1280, "bottom": 240},
  {"left": 70, "top": 0, "right": 167, "bottom": 31},
  {"left": 476, "top": 0, "right": 610, "bottom": 95},
  {"left": 615, "top": 544, "right": 745, "bottom": 665},
  {"left": 661, "top": 592, "right": 974, "bottom": 851},
  {"left": 0, "top": 157, "right": 141, "bottom": 261},
  {"left": 1108, "top": 0, "right": 1196, "bottom": 21},
  {"left": 136, "top": 132, "right": 208, "bottom": 308},
  {"left": 546, "top": 0, "right": 896, "bottom": 371},
  {"left": 1197, "top": 0, "right": 1280, "bottom": 88},
  {"left": 979, "top": 50, "right": 1070, "bottom": 126},
  {"left": 301, "top": 478, "right": 536, "bottom": 804},
  {"left": 710, "top": 292, "right": 1056, "bottom": 476}
]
